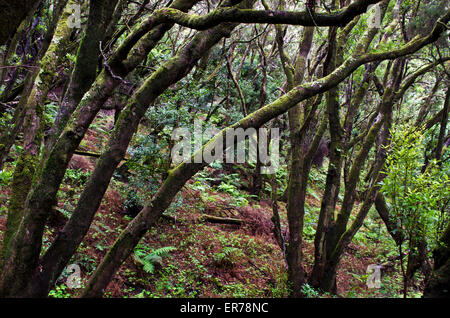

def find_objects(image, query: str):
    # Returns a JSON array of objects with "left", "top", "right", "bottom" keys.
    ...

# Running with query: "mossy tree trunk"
[
  {"left": 318, "top": 83, "right": 394, "bottom": 291},
  {"left": 0, "top": 0, "right": 71, "bottom": 294},
  {"left": 309, "top": 23, "right": 344, "bottom": 293},
  {"left": 310, "top": 1, "right": 390, "bottom": 291},
  {"left": 44, "top": 0, "right": 119, "bottom": 155},
  {"left": 309, "top": 50, "right": 444, "bottom": 292},
  {"left": 434, "top": 87, "right": 449, "bottom": 162},
  {"left": 277, "top": 24, "right": 316, "bottom": 297},
  {"left": 25, "top": 1, "right": 252, "bottom": 298},
  {"left": 0, "top": 0, "right": 69, "bottom": 170},
  {"left": 423, "top": 223, "right": 450, "bottom": 298}
]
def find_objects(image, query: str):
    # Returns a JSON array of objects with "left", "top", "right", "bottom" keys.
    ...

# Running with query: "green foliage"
[
  {"left": 63, "top": 168, "right": 91, "bottom": 187},
  {"left": 48, "top": 284, "right": 72, "bottom": 298},
  {"left": 269, "top": 271, "right": 290, "bottom": 298},
  {"left": 0, "top": 168, "right": 13, "bottom": 187},
  {"left": 217, "top": 177, "right": 250, "bottom": 207},
  {"left": 134, "top": 245, "right": 177, "bottom": 274},
  {"left": 381, "top": 125, "right": 449, "bottom": 250},
  {"left": 213, "top": 246, "right": 244, "bottom": 268},
  {"left": 0, "top": 108, "right": 13, "bottom": 129},
  {"left": 264, "top": 164, "right": 289, "bottom": 197},
  {"left": 43, "top": 102, "right": 59, "bottom": 128},
  {"left": 303, "top": 203, "right": 319, "bottom": 241},
  {"left": 301, "top": 283, "right": 321, "bottom": 298}
]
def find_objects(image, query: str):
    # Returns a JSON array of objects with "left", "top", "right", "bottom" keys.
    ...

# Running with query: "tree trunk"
[
  {"left": 0, "top": 0, "right": 71, "bottom": 258},
  {"left": 0, "top": 0, "right": 40, "bottom": 45},
  {"left": 44, "top": 0, "right": 119, "bottom": 155},
  {"left": 25, "top": 0, "right": 250, "bottom": 298},
  {"left": 423, "top": 223, "right": 450, "bottom": 298}
]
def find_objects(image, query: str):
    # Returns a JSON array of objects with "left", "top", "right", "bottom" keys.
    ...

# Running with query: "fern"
[
  {"left": 213, "top": 246, "right": 243, "bottom": 268},
  {"left": 134, "top": 246, "right": 176, "bottom": 274},
  {"left": 151, "top": 246, "right": 177, "bottom": 257}
]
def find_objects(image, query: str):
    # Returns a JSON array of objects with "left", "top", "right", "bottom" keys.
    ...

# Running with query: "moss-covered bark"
[
  {"left": 434, "top": 87, "right": 449, "bottom": 162},
  {"left": 375, "top": 193, "right": 403, "bottom": 245},
  {"left": 0, "top": 0, "right": 70, "bottom": 170},
  {"left": 423, "top": 223, "right": 450, "bottom": 298},
  {"left": 0, "top": 16, "right": 29, "bottom": 85},
  {"left": 271, "top": 0, "right": 316, "bottom": 294},
  {"left": 0, "top": 1, "right": 72, "bottom": 295},
  {"left": 129, "top": 0, "right": 381, "bottom": 30},
  {"left": 310, "top": 0, "right": 391, "bottom": 291},
  {"left": 310, "top": 21, "right": 342, "bottom": 291},
  {"left": 313, "top": 49, "right": 439, "bottom": 291},
  {"left": 45, "top": 0, "right": 119, "bottom": 154},
  {"left": 320, "top": 95, "right": 391, "bottom": 290},
  {"left": 281, "top": 25, "right": 315, "bottom": 297},
  {"left": 67, "top": 0, "right": 119, "bottom": 105}
]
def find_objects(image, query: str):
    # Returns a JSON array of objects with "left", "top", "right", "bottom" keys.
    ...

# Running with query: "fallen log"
[{"left": 199, "top": 214, "right": 243, "bottom": 225}]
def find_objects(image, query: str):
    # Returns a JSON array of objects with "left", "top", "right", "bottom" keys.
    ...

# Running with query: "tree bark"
[
  {"left": 44, "top": 0, "right": 119, "bottom": 154},
  {"left": 423, "top": 223, "right": 450, "bottom": 298},
  {"left": 282, "top": 25, "right": 315, "bottom": 297},
  {"left": 0, "top": 0, "right": 71, "bottom": 258},
  {"left": 0, "top": 0, "right": 71, "bottom": 294},
  {"left": 434, "top": 87, "right": 449, "bottom": 162},
  {"left": 0, "top": 0, "right": 40, "bottom": 45}
]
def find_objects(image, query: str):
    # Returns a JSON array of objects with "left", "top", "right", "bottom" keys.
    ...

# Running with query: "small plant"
[
  {"left": 213, "top": 246, "right": 243, "bottom": 268},
  {"left": 134, "top": 246, "right": 177, "bottom": 274},
  {"left": 217, "top": 181, "right": 252, "bottom": 207},
  {"left": 48, "top": 284, "right": 72, "bottom": 298},
  {"left": 0, "top": 168, "right": 13, "bottom": 187},
  {"left": 64, "top": 169, "right": 91, "bottom": 186},
  {"left": 217, "top": 182, "right": 239, "bottom": 195},
  {"left": 301, "top": 283, "right": 321, "bottom": 298}
]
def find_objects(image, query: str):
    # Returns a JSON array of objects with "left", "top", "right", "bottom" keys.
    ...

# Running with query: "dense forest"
[{"left": 0, "top": 0, "right": 449, "bottom": 299}]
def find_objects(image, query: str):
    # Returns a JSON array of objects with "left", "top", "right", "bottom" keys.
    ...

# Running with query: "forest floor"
[{"left": 0, "top": 111, "right": 426, "bottom": 298}]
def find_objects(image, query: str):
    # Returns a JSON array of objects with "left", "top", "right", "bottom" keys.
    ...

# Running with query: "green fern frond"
[
  {"left": 143, "top": 262, "right": 155, "bottom": 274},
  {"left": 150, "top": 246, "right": 177, "bottom": 257},
  {"left": 134, "top": 246, "right": 176, "bottom": 274}
]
